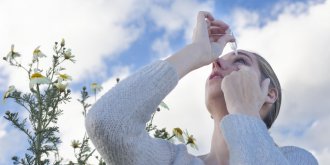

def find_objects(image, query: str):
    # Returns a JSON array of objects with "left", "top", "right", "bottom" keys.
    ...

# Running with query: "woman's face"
[{"left": 205, "top": 50, "right": 262, "bottom": 107}]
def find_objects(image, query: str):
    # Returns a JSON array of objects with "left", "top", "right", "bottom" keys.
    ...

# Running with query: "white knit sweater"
[{"left": 85, "top": 60, "right": 318, "bottom": 165}]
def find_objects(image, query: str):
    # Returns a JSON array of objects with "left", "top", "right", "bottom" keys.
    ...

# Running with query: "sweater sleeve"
[
  {"left": 220, "top": 114, "right": 318, "bottom": 165},
  {"left": 85, "top": 60, "right": 203, "bottom": 165}
]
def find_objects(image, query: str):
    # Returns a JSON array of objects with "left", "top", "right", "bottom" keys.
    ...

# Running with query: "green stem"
[
  {"left": 43, "top": 94, "right": 60, "bottom": 128},
  {"left": 36, "top": 84, "right": 43, "bottom": 165},
  {"left": 93, "top": 90, "right": 97, "bottom": 103},
  {"left": 166, "top": 135, "right": 175, "bottom": 141},
  {"left": 13, "top": 58, "right": 29, "bottom": 73},
  {"left": 45, "top": 46, "right": 65, "bottom": 93}
]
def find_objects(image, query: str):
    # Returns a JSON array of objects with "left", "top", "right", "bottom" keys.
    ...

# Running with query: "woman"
[{"left": 85, "top": 11, "right": 318, "bottom": 165}]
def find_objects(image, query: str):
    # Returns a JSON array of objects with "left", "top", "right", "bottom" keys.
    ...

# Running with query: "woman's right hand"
[
  {"left": 190, "top": 11, "right": 235, "bottom": 70},
  {"left": 165, "top": 11, "right": 234, "bottom": 79}
]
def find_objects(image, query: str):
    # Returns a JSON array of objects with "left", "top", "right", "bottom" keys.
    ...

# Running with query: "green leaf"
[{"left": 159, "top": 101, "right": 169, "bottom": 110}]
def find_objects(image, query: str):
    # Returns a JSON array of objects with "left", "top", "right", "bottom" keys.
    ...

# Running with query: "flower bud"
[{"left": 60, "top": 39, "right": 65, "bottom": 47}]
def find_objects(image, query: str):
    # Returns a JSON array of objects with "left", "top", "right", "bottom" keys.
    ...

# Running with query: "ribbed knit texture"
[{"left": 85, "top": 60, "right": 318, "bottom": 165}]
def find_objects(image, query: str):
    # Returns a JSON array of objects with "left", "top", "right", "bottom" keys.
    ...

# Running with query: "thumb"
[
  {"left": 261, "top": 78, "right": 270, "bottom": 98},
  {"left": 194, "top": 11, "right": 211, "bottom": 41}
]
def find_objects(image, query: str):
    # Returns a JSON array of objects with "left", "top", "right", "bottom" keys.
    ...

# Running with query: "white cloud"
[
  {"left": 314, "top": 148, "right": 330, "bottom": 164},
  {"left": 151, "top": 37, "right": 173, "bottom": 60},
  {"left": 149, "top": 0, "right": 215, "bottom": 58},
  {"left": 0, "top": 0, "right": 148, "bottom": 91},
  {"left": 149, "top": 0, "right": 214, "bottom": 36}
]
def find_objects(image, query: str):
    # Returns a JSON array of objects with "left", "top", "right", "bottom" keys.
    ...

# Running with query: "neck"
[{"left": 202, "top": 119, "right": 229, "bottom": 165}]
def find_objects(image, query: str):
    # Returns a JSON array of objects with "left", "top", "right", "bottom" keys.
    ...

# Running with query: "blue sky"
[{"left": 1, "top": 0, "right": 330, "bottom": 164}]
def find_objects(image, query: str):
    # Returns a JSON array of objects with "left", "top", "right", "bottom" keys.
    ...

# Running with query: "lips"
[
  {"left": 209, "top": 60, "right": 224, "bottom": 80},
  {"left": 209, "top": 71, "right": 223, "bottom": 80}
]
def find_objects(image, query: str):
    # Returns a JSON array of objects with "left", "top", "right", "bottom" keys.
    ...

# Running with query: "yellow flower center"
[
  {"left": 187, "top": 136, "right": 195, "bottom": 144},
  {"left": 60, "top": 74, "right": 69, "bottom": 80},
  {"left": 173, "top": 128, "right": 183, "bottom": 135},
  {"left": 33, "top": 49, "right": 41, "bottom": 55},
  {"left": 31, "top": 72, "right": 44, "bottom": 79}
]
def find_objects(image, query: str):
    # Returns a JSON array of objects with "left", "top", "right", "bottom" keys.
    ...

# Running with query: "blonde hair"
[{"left": 252, "top": 53, "right": 282, "bottom": 129}]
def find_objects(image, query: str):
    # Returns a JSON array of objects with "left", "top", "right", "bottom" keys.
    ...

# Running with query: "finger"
[
  {"left": 209, "top": 33, "right": 232, "bottom": 42},
  {"left": 237, "top": 65, "right": 249, "bottom": 71},
  {"left": 209, "top": 34, "right": 219, "bottom": 42},
  {"left": 261, "top": 78, "right": 271, "bottom": 97},
  {"left": 237, "top": 65, "right": 258, "bottom": 78},
  {"left": 209, "top": 36, "right": 217, "bottom": 42},
  {"left": 210, "top": 20, "right": 229, "bottom": 31},
  {"left": 199, "top": 11, "right": 214, "bottom": 21},
  {"left": 195, "top": 11, "right": 211, "bottom": 41},
  {"left": 208, "top": 31, "right": 224, "bottom": 41},
  {"left": 197, "top": 11, "right": 214, "bottom": 24},
  {"left": 206, "top": 19, "right": 211, "bottom": 29},
  {"left": 208, "top": 26, "right": 227, "bottom": 34}
]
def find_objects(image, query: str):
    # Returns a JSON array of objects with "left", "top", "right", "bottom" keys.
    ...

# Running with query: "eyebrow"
[{"left": 235, "top": 51, "right": 253, "bottom": 63}]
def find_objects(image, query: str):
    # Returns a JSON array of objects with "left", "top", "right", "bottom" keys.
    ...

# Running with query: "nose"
[
  {"left": 216, "top": 58, "right": 229, "bottom": 70},
  {"left": 212, "top": 58, "right": 239, "bottom": 77}
]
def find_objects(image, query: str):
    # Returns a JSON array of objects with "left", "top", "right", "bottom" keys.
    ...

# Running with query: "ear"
[{"left": 265, "top": 87, "right": 278, "bottom": 104}]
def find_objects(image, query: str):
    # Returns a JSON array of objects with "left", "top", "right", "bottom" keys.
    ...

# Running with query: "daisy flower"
[
  {"left": 185, "top": 130, "right": 198, "bottom": 150},
  {"left": 173, "top": 128, "right": 185, "bottom": 143},
  {"left": 55, "top": 82, "right": 68, "bottom": 92},
  {"left": 90, "top": 83, "right": 103, "bottom": 93},
  {"left": 71, "top": 140, "right": 81, "bottom": 149},
  {"left": 64, "top": 49, "right": 75, "bottom": 63},
  {"left": 2, "top": 85, "right": 16, "bottom": 103},
  {"left": 29, "top": 72, "right": 51, "bottom": 89},
  {"left": 5, "top": 45, "right": 21, "bottom": 65},
  {"left": 57, "top": 73, "right": 72, "bottom": 83},
  {"left": 33, "top": 46, "right": 47, "bottom": 62}
]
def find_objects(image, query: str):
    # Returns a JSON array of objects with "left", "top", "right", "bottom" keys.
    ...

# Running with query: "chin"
[
  {"left": 205, "top": 77, "right": 224, "bottom": 104},
  {"left": 206, "top": 80, "right": 222, "bottom": 96},
  {"left": 205, "top": 85, "right": 224, "bottom": 104}
]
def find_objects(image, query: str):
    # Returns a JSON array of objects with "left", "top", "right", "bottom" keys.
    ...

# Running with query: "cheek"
[
  {"left": 246, "top": 66, "right": 262, "bottom": 81},
  {"left": 255, "top": 68, "right": 263, "bottom": 83}
]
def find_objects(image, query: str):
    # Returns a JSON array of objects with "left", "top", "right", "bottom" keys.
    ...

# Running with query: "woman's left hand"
[{"left": 221, "top": 65, "right": 270, "bottom": 118}]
